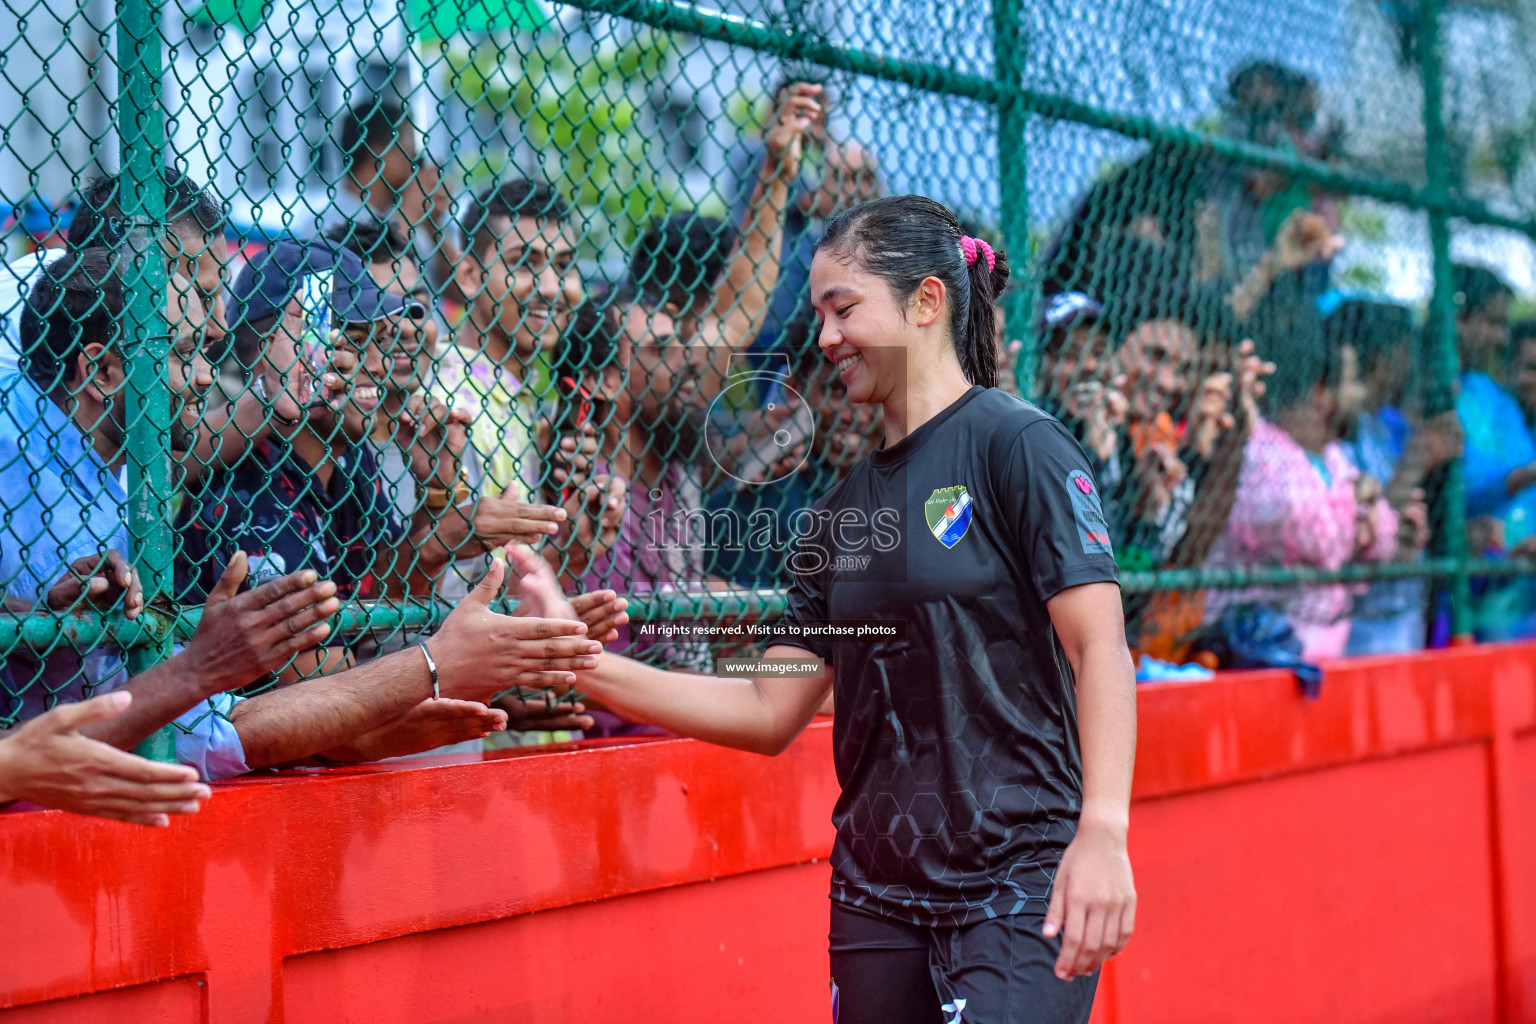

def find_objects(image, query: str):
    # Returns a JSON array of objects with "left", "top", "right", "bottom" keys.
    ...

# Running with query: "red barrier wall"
[{"left": 1, "top": 642, "right": 1533, "bottom": 1023}]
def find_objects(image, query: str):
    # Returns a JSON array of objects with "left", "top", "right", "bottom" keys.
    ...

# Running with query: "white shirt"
[{"left": 0, "top": 248, "right": 66, "bottom": 374}]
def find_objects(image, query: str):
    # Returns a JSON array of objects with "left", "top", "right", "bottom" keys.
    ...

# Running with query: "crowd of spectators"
[
  {"left": 0, "top": 78, "right": 825, "bottom": 821},
  {"left": 4, "top": 58, "right": 1536, "bottom": 826}
]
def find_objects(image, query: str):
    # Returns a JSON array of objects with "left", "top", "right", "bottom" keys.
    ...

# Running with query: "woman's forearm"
[
  {"left": 577, "top": 649, "right": 831, "bottom": 756},
  {"left": 1074, "top": 638, "right": 1137, "bottom": 829}
]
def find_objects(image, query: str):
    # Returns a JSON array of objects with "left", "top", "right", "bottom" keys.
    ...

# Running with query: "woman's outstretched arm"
[
  {"left": 510, "top": 545, "right": 831, "bottom": 756},
  {"left": 575, "top": 648, "right": 832, "bottom": 756}
]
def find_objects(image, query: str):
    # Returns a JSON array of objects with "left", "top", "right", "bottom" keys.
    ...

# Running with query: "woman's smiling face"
[{"left": 810, "top": 248, "right": 931, "bottom": 408}]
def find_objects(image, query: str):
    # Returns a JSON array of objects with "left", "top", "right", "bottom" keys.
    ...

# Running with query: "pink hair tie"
[{"left": 959, "top": 234, "right": 996, "bottom": 273}]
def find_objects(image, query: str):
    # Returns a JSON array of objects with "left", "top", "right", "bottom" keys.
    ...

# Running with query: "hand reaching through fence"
[
  {"left": 510, "top": 545, "right": 628, "bottom": 646},
  {"left": 318, "top": 697, "right": 507, "bottom": 764},
  {"left": 180, "top": 552, "right": 341, "bottom": 692},
  {"left": 223, "top": 557, "right": 596, "bottom": 770},
  {"left": 568, "top": 588, "right": 630, "bottom": 647},
  {"left": 430, "top": 557, "right": 602, "bottom": 700},
  {"left": 0, "top": 692, "right": 211, "bottom": 826},
  {"left": 72, "top": 553, "right": 340, "bottom": 755},
  {"left": 41, "top": 550, "right": 143, "bottom": 620},
  {"left": 492, "top": 689, "right": 595, "bottom": 733}
]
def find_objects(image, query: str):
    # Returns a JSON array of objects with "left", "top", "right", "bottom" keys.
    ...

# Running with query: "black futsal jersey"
[{"left": 770, "top": 386, "right": 1118, "bottom": 928}]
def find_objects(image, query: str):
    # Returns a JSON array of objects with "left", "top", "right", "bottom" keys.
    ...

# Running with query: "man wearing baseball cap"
[
  {"left": 177, "top": 240, "right": 566, "bottom": 675},
  {"left": 176, "top": 239, "right": 446, "bottom": 616}
]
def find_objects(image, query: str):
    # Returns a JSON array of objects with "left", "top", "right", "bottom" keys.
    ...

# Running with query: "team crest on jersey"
[{"left": 924, "top": 485, "right": 973, "bottom": 548}]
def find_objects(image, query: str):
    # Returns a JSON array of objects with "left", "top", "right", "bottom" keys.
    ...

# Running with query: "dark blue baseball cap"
[{"left": 228, "top": 239, "right": 425, "bottom": 330}]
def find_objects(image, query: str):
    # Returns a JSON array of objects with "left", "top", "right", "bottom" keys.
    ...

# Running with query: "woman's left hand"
[{"left": 1042, "top": 815, "right": 1137, "bottom": 980}]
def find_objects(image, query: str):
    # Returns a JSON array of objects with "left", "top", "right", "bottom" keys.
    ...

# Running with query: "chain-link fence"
[{"left": 2, "top": 0, "right": 1536, "bottom": 765}]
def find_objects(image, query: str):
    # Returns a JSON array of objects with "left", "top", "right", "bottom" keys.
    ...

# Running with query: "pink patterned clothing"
[{"left": 1204, "top": 419, "right": 1399, "bottom": 660}]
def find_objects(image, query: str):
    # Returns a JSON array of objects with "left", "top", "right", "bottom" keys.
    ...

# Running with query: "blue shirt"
[
  {"left": 1456, "top": 373, "right": 1536, "bottom": 640},
  {"left": 1343, "top": 407, "right": 1427, "bottom": 627},
  {"left": 0, "top": 371, "right": 248, "bottom": 780},
  {"left": 1458, "top": 371, "right": 1536, "bottom": 524}
]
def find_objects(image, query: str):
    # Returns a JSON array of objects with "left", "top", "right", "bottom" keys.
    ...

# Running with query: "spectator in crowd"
[
  {"left": 1455, "top": 265, "right": 1536, "bottom": 523},
  {"left": 327, "top": 219, "right": 577, "bottom": 601},
  {"left": 1203, "top": 279, "right": 1413, "bottom": 660},
  {"left": 705, "top": 312, "right": 880, "bottom": 586},
  {"left": 179, "top": 239, "right": 557, "bottom": 617},
  {"left": 1450, "top": 268, "right": 1536, "bottom": 639},
  {"left": 1042, "top": 120, "right": 1340, "bottom": 312},
  {"left": 721, "top": 79, "right": 829, "bottom": 353},
  {"left": 326, "top": 219, "right": 437, "bottom": 507},
  {"left": 578, "top": 81, "right": 820, "bottom": 690},
  {"left": 1091, "top": 262, "right": 1272, "bottom": 656},
  {"left": 0, "top": 691, "right": 211, "bottom": 827},
  {"left": 67, "top": 166, "right": 229, "bottom": 332},
  {"left": 1326, "top": 296, "right": 1453, "bottom": 653},
  {"left": 430, "top": 179, "right": 624, "bottom": 601},
  {"left": 60, "top": 167, "right": 323, "bottom": 487},
  {"left": 7, "top": 248, "right": 591, "bottom": 774},
  {"left": 1206, "top": 61, "right": 1344, "bottom": 290},
  {"left": 330, "top": 98, "right": 459, "bottom": 287},
  {"left": 1041, "top": 142, "right": 1214, "bottom": 301},
  {"left": 328, "top": 218, "right": 434, "bottom": 314},
  {"left": 435, "top": 179, "right": 579, "bottom": 503},
  {"left": 1097, "top": 261, "right": 1241, "bottom": 571}
]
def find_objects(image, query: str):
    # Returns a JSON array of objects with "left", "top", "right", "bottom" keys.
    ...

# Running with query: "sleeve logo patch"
[
  {"left": 1066, "top": 470, "right": 1113, "bottom": 555},
  {"left": 924, "top": 485, "right": 974, "bottom": 548}
]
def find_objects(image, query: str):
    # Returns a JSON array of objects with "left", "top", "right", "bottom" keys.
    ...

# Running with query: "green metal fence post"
[
  {"left": 1417, "top": 0, "right": 1472, "bottom": 642},
  {"left": 117, "top": 0, "right": 176, "bottom": 758},
  {"left": 991, "top": 0, "right": 1032, "bottom": 396}
]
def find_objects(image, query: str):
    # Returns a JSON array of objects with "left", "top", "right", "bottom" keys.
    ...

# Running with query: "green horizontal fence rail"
[{"left": 557, "top": 0, "right": 1536, "bottom": 233}]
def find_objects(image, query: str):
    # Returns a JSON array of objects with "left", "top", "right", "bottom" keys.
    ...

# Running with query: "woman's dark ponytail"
[
  {"left": 958, "top": 236, "right": 1010, "bottom": 389},
  {"left": 819, "top": 194, "right": 1010, "bottom": 389}
]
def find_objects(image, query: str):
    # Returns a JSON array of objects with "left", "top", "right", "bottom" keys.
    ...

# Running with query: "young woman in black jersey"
[{"left": 521, "top": 194, "right": 1136, "bottom": 1024}]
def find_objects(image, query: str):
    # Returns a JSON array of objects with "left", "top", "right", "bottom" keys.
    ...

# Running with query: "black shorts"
[{"left": 828, "top": 901, "right": 1098, "bottom": 1024}]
